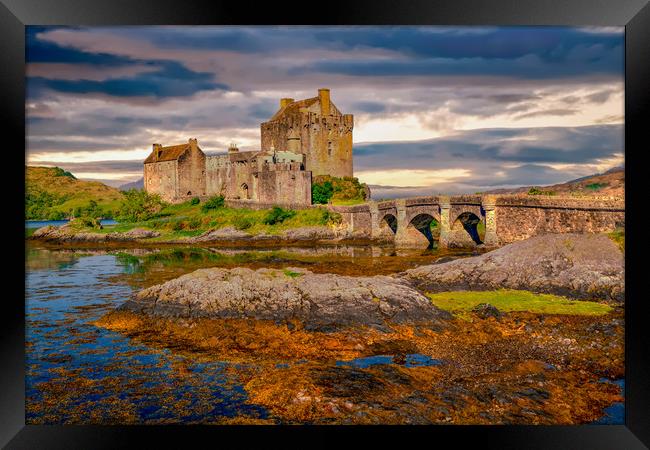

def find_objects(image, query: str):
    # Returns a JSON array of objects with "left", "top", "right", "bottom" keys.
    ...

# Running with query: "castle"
[{"left": 143, "top": 88, "right": 353, "bottom": 205}]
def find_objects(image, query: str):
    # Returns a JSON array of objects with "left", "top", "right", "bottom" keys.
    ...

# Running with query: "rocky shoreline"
[
  {"left": 93, "top": 232, "right": 625, "bottom": 425},
  {"left": 116, "top": 233, "right": 624, "bottom": 329},
  {"left": 29, "top": 223, "right": 381, "bottom": 247}
]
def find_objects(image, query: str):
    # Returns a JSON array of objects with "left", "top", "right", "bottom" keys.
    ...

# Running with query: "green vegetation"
[
  {"left": 585, "top": 182, "right": 608, "bottom": 191},
  {"left": 312, "top": 176, "right": 368, "bottom": 205},
  {"left": 283, "top": 269, "right": 303, "bottom": 278},
  {"left": 52, "top": 167, "right": 76, "bottom": 179},
  {"left": 116, "top": 189, "right": 166, "bottom": 223},
  {"left": 427, "top": 289, "right": 613, "bottom": 317},
  {"left": 263, "top": 206, "right": 296, "bottom": 225},
  {"left": 67, "top": 217, "right": 103, "bottom": 230},
  {"left": 90, "top": 199, "right": 341, "bottom": 239},
  {"left": 190, "top": 197, "right": 200, "bottom": 205},
  {"left": 527, "top": 187, "right": 556, "bottom": 196},
  {"left": 608, "top": 228, "right": 625, "bottom": 252},
  {"left": 312, "top": 181, "right": 334, "bottom": 204},
  {"left": 201, "top": 195, "right": 225, "bottom": 212},
  {"left": 26, "top": 166, "right": 124, "bottom": 220}
]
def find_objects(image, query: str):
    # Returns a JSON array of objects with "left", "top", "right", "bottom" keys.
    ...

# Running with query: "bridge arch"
[
  {"left": 406, "top": 213, "right": 439, "bottom": 249},
  {"left": 379, "top": 213, "right": 398, "bottom": 234},
  {"left": 451, "top": 211, "right": 484, "bottom": 245}
]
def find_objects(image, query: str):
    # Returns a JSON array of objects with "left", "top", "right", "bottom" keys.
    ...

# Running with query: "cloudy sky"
[{"left": 26, "top": 26, "right": 624, "bottom": 196}]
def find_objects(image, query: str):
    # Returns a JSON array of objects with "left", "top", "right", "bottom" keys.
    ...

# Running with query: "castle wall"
[
  {"left": 176, "top": 144, "right": 206, "bottom": 199},
  {"left": 144, "top": 160, "right": 178, "bottom": 202},
  {"left": 255, "top": 164, "right": 312, "bottom": 205},
  {"left": 205, "top": 155, "right": 230, "bottom": 196}
]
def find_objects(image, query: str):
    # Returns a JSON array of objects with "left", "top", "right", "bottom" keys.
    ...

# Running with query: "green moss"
[
  {"left": 283, "top": 269, "right": 303, "bottom": 278},
  {"left": 426, "top": 289, "right": 613, "bottom": 316}
]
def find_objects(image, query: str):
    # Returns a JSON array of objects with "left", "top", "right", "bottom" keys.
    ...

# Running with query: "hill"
[
  {"left": 484, "top": 166, "right": 624, "bottom": 197},
  {"left": 119, "top": 177, "right": 144, "bottom": 191},
  {"left": 26, "top": 166, "right": 125, "bottom": 220}
]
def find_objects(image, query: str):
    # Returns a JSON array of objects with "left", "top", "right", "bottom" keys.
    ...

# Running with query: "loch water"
[
  {"left": 25, "top": 243, "right": 470, "bottom": 424},
  {"left": 25, "top": 243, "right": 624, "bottom": 424}
]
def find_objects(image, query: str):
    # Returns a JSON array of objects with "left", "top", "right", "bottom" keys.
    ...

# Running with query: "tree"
[{"left": 116, "top": 189, "right": 166, "bottom": 222}]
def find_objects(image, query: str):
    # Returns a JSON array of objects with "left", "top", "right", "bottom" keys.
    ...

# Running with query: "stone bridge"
[{"left": 330, "top": 195, "right": 625, "bottom": 248}]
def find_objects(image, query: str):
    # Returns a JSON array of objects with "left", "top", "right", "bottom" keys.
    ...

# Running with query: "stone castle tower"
[{"left": 260, "top": 88, "right": 353, "bottom": 178}]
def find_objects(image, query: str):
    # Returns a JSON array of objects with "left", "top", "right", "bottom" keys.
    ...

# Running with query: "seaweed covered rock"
[
  {"left": 401, "top": 233, "right": 624, "bottom": 302},
  {"left": 118, "top": 267, "right": 452, "bottom": 331}
]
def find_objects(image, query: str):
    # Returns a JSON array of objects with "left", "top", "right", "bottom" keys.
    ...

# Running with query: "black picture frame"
[{"left": 3, "top": 0, "right": 649, "bottom": 448}]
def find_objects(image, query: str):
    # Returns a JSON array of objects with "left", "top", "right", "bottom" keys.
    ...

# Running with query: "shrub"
[
  {"left": 585, "top": 182, "right": 608, "bottom": 191},
  {"left": 68, "top": 216, "right": 102, "bottom": 230},
  {"left": 528, "top": 187, "right": 555, "bottom": 196},
  {"left": 116, "top": 189, "right": 166, "bottom": 223},
  {"left": 188, "top": 218, "right": 202, "bottom": 229},
  {"left": 201, "top": 195, "right": 225, "bottom": 212},
  {"left": 47, "top": 210, "right": 66, "bottom": 221},
  {"left": 263, "top": 206, "right": 296, "bottom": 225},
  {"left": 233, "top": 216, "right": 254, "bottom": 230},
  {"left": 190, "top": 197, "right": 200, "bottom": 205},
  {"left": 52, "top": 167, "right": 76, "bottom": 179},
  {"left": 320, "top": 209, "right": 342, "bottom": 225},
  {"left": 312, "top": 181, "right": 334, "bottom": 204}
]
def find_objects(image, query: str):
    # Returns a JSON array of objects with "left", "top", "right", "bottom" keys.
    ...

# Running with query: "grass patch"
[
  {"left": 283, "top": 269, "right": 303, "bottom": 278},
  {"left": 426, "top": 289, "right": 613, "bottom": 316},
  {"left": 608, "top": 228, "right": 624, "bottom": 252},
  {"left": 331, "top": 198, "right": 366, "bottom": 206},
  {"left": 51, "top": 196, "right": 342, "bottom": 239}
]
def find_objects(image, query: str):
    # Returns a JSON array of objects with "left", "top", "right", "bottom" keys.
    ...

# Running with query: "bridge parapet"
[
  {"left": 494, "top": 195, "right": 624, "bottom": 211},
  {"left": 328, "top": 194, "right": 624, "bottom": 249}
]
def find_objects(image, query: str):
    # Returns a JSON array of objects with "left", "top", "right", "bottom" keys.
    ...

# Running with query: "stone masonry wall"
[
  {"left": 176, "top": 143, "right": 206, "bottom": 200},
  {"left": 494, "top": 196, "right": 624, "bottom": 244},
  {"left": 144, "top": 160, "right": 178, "bottom": 203},
  {"left": 255, "top": 168, "right": 312, "bottom": 206},
  {"left": 260, "top": 92, "right": 353, "bottom": 178}
]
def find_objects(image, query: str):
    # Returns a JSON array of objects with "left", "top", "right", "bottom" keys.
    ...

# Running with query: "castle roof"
[
  {"left": 268, "top": 96, "right": 319, "bottom": 121},
  {"left": 144, "top": 143, "right": 195, "bottom": 164}
]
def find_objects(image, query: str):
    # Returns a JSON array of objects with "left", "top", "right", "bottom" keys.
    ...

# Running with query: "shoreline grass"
[{"left": 426, "top": 289, "right": 613, "bottom": 316}]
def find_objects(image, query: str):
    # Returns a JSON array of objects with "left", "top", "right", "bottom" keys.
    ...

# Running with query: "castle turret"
[{"left": 287, "top": 128, "right": 301, "bottom": 153}]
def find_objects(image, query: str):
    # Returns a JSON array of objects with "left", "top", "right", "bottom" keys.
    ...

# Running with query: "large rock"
[
  {"left": 30, "top": 225, "right": 159, "bottom": 243},
  {"left": 400, "top": 233, "right": 624, "bottom": 302},
  {"left": 118, "top": 267, "right": 452, "bottom": 331}
]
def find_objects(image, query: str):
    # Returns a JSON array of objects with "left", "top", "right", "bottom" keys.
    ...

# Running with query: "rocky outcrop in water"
[
  {"left": 30, "top": 225, "right": 160, "bottom": 243},
  {"left": 400, "top": 233, "right": 624, "bottom": 302},
  {"left": 118, "top": 267, "right": 452, "bottom": 331}
]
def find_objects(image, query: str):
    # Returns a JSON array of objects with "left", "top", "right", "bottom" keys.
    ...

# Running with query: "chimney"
[
  {"left": 188, "top": 137, "right": 198, "bottom": 149},
  {"left": 280, "top": 98, "right": 294, "bottom": 109},
  {"left": 318, "top": 88, "right": 330, "bottom": 116},
  {"left": 228, "top": 142, "right": 239, "bottom": 153},
  {"left": 153, "top": 143, "right": 162, "bottom": 159}
]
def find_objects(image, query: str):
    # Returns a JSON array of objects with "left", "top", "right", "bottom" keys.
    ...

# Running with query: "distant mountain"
[
  {"left": 119, "top": 177, "right": 144, "bottom": 191},
  {"left": 26, "top": 166, "right": 124, "bottom": 220},
  {"left": 484, "top": 166, "right": 624, "bottom": 196}
]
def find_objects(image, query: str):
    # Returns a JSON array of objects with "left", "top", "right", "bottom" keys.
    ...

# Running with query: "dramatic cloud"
[{"left": 25, "top": 26, "right": 624, "bottom": 190}]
